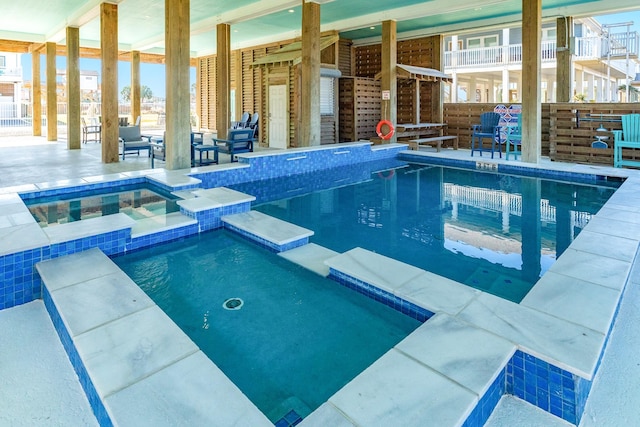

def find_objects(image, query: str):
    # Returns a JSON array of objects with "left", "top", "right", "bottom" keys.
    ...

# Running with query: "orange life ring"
[
  {"left": 377, "top": 170, "right": 395, "bottom": 180},
  {"left": 376, "top": 120, "right": 395, "bottom": 140}
]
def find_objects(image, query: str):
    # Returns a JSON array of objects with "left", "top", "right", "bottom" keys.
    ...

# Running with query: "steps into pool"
[
  {"left": 36, "top": 248, "right": 271, "bottom": 426},
  {"left": 278, "top": 243, "right": 339, "bottom": 276},
  {"left": 222, "top": 210, "right": 314, "bottom": 252}
]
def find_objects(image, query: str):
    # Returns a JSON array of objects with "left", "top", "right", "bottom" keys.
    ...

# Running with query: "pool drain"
[{"left": 223, "top": 298, "right": 244, "bottom": 311}]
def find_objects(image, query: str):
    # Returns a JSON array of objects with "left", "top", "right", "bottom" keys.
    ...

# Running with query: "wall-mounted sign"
[{"left": 382, "top": 90, "right": 390, "bottom": 100}]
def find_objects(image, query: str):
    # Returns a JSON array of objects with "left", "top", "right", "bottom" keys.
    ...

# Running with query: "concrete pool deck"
[{"left": 2, "top": 136, "right": 640, "bottom": 425}]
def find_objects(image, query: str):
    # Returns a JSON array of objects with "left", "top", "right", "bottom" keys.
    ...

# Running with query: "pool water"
[
  {"left": 234, "top": 163, "right": 617, "bottom": 302},
  {"left": 24, "top": 183, "right": 180, "bottom": 227},
  {"left": 114, "top": 230, "right": 421, "bottom": 423}
]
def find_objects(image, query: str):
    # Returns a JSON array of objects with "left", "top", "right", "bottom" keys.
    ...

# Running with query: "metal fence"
[{"left": 0, "top": 101, "right": 195, "bottom": 137}]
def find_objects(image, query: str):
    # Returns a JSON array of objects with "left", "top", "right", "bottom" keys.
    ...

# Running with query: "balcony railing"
[
  {"left": 0, "top": 67, "right": 23, "bottom": 79},
  {"left": 444, "top": 33, "right": 640, "bottom": 70}
]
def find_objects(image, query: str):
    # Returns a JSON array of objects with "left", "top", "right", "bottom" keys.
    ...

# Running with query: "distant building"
[
  {"left": 0, "top": 52, "right": 24, "bottom": 117},
  {"left": 444, "top": 18, "right": 640, "bottom": 103}
]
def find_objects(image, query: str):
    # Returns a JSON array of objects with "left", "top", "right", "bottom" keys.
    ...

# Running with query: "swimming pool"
[
  {"left": 232, "top": 163, "right": 618, "bottom": 302},
  {"left": 113, "top": 230, "right": 421, "bottom": 423},
  {"left": 23, "top": 183, "right": 180, "bottom": 227}
]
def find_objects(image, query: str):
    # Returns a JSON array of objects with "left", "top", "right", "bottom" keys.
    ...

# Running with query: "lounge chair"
[
  {"left": 213, "top": 128, "right": 255, "bottom": 162},
  {"left": 119, "top": 124, "right": 151, "bottom": 160},
  {"left": 232, "top": 112, "right": 251, "bottom": 129},
  {"left": 471, "top": 112, "right": 502, "bottom": 158},
  {"left": 613, "top": 114, "right": 640, "bottom": 168},
  {"left": 248, "top": 112, "right": 259, "bottom": 140},
  {"left": 505, "top": 114, "right": 522, "bottom": 160}
]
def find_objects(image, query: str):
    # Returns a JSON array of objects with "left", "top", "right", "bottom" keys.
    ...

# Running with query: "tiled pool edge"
[
  {"left": 42, "top": 285, "right": 113, "bottom": 427},
  {"left": 3, "top": 143, "right": 405, "bottom": 311},
  {"left": 1, "top": 144, "right": 634, "bottom": 426}
]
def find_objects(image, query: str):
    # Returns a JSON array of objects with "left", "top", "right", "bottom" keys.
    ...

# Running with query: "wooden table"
[
  {"left": 396, "top": 123, "right": 458, "bottom": 152},
  {"left": 395, "top": 123, "right": 447, "bottom": 139}
]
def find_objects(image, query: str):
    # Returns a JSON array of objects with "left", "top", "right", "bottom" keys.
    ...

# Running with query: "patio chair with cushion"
[
  {"left": 213, "top": 128, "right": 255, "bottom": 162},
  {"left": 471, "top": 112, "right": 502, "bottom": 158},
  {"left": 613, "top": 114, "right": 640, "bottom": 168},
  {"left": 119, "top": 124, "right": 151, "bottom": 160}
]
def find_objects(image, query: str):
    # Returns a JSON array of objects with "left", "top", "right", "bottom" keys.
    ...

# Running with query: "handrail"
[{"left": 444, "top": 33, "right": 640, "bottom": 70}]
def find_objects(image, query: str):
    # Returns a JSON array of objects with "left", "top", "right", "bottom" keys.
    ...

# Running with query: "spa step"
[
  {"left": 302, "top": 313, "right": 516, "bottom": 426},
  {"left": 324, "top": 247, "right": 479, "bottom": 316},
  {"left": 278, "top": 243, "right": 339, "bottom": 276},
  {"left": 130, "top": 211, "right": 197, "bottom": 237},
  {"left": 222, "top": 210, "right": 313, "bottom": 252},
  {"left": 36, "top": 247, "right": 271, "bottom": 426}
]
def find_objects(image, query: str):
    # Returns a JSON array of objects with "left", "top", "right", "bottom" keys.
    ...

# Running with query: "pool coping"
[{"left": 3, "top": 145, "right": 639, "bottom": 426}]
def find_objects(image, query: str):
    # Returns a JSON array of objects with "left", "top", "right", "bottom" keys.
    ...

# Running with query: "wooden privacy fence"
[
  {"left": 443, "top": 103, "right": 551, "bottom": 157},
  {"left": 444, "top": 103, "right": 640, "bottom": 165},
  {"left": 550, "top": 103, "right": 640, "bottom": 165}
]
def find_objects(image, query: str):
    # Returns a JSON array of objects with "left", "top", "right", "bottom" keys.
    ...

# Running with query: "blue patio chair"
[
  {"left": 232, "top": 112, "right": 251, "bottom": 129},
  {"left": 471, "top": 112, "right": 502, "bottom": 158},
  {"left": 505, "top": 114, "right": 522, "bottom": 160},
  {"left": 214, "top": 128, "right": 255, "bottom": 162},
  {"left": 613, "top": 114, "right": 640, "bottom": 168}
]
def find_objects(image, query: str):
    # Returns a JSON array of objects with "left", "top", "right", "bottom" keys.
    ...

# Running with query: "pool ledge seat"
[
  {"left": 222, "top": 210, "right": 314, "bottom": 252},
  {"left": 36, "top": 248, "right": 272, "bottom": 426},
  {"left": 43, "top": 213, "right": 135, "bottom": 244}
]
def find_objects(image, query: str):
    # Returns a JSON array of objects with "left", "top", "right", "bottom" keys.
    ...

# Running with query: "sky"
[
  {"left": 20, "top": 55, "right": 195, "bottom": 100},
  {"left": 593, "top": 11, "right": 640, "bottom": 33},
  {"left": 17, "top": 10, "right": 640, "bottom": 99}
]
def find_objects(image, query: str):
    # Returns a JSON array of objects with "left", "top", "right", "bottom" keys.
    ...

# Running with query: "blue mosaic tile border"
[
  {"left": 506, "top": 350, "right": 591, "bottom": 425},
  {"left": 49, "top": 229, "right": 130, "bottom": 258},
  {"left": 127, "top": 223, "right": 199, "bottom": 252},
  {"left": 42, "top": 286, "right": 113, "bottom": 427},
  {"left": 275, "top": 409, "right": 303, "bottom": 427},
  {"left": 328, "top": 268, "right": 433, "bottom": 322},
  {"left": 0, "top": 248, "right": 43, "bottom": 310},
  {"left": 180, "top": 201, "right": 252, "bottom": 232},
  {"left": 462, "top": 368, "right": 506, "bottom": 427},
  {"left": 191, "top": 144, "right": 403, "bottom": 189},
  {"left": 398, "top": 152, "right": 623, "bottom": 187},
  {"left": 223, "top": 222, "right": 309, "bottom": 253},
  {"left": 18, "top": 177, "right": 146, "bottom": 201},
  {"left": 228, "top": 159, "right": 407, "bottom": 205}
]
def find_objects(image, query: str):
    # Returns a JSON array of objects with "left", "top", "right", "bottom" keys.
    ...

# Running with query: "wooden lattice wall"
[
  {"left": 352, "top": 36, "right": 441, "bottom": 128},
  {"left": 339, "top": 77, "right": 381, "bottom": 142},
  {"left": 443, "top": 103, "right": 551, "bottom": 156},
  {"left": 549, "top": 103, "right": 640, "bottom": 165},
  {"left": 197, "top": 36, "right": 342, "bottom": 147}
]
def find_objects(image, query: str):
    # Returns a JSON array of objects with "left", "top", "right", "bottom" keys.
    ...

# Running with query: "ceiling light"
[{"left": 288, "top": 9, "right": 295, "bottom": 13}]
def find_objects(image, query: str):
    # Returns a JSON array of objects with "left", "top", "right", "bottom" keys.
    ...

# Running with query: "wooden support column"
[
  {"left": 556, "top": 16, "right": 573, "bottom": 103},
  {"left": 165, "top": 0, "right": 191, "bottom": 170},
  {"left": 31, "top": 48, "right": 42, "bottom": 136},
  {"left": 234, "top": 50, "right": 243, "bottom": 121},
  {"left": 46, "top": 42, "right": 57, "bottom": 141},
  {"left": 131, "top": 51, "right": 141, "bottom": 124},
  {"left": 429, "top": 35, "right": 444, "bottom": 123},
  {"left": 101, "top": 3, "right": 119, "bottom": 163},
  {"left": 381, "top": 20, "right": 397, "bottom": 144},
  {"left": 216, "top": 23, "right": 231, "bottom": 139},
  {"left": 521, "top": 0, "right": 541, "bottom": 164},
  {"left": 300, "top": 0, "right": 321, "bottom": 147},
  {"left": 67, "top": 27, "right": 81, "bottom": 149}
]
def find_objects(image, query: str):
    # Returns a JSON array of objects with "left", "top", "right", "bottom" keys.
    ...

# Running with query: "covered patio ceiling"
[{"left": 0, "top": 0, "right": 638, "bottom": 59}]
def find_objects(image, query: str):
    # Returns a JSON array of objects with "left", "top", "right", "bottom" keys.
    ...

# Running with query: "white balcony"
[
  {"left": 0, "top": 67, "right": 23, "bottom": 81},
  {"left": 444, "top": 33, "right": 640, "bottom": 74}
]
